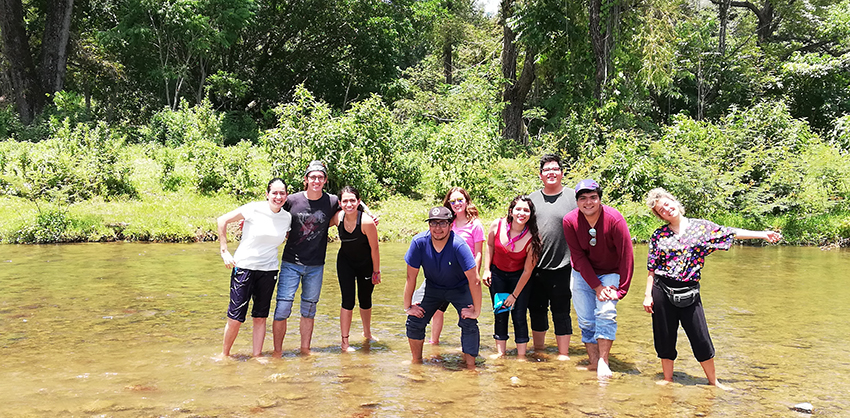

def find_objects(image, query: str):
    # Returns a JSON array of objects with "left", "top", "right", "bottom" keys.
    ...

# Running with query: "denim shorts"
[
  {"left": 274, "top": 261, "right": 324, "bottom": 320},
  {"left": 570, "top": 269, "right": 620, "bottom": 343}
]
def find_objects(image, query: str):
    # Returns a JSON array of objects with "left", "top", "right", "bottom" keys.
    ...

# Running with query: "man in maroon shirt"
[{"left": 563, "top": 179, "right": 634, "bottom": 378}]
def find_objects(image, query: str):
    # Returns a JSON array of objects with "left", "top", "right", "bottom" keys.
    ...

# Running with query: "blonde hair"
[{"left": 646, "top": 188, "right": 685, "bottom": 220}]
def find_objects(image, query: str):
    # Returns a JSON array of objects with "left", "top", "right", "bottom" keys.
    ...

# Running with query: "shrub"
[
  {"left": 0, "top": 119, "right": 135, "bottom": 202},
  {"left": 143, "top": 98, "right": 224, "bottom": 146}
]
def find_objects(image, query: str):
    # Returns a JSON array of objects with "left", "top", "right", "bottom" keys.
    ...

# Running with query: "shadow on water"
[{"left": 0, "top": 242, "right": 848, "bottom": 416}]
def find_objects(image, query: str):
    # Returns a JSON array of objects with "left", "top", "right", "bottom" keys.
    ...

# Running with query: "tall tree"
[
  {"left": 0, "top": 0, "right": 74, "bottom": 124},
  {"left": 500, "top": 0, "right": 536, "bottom": 144},
  {"left": 588, "top": 0, "right": 620, "bottom": 103}
]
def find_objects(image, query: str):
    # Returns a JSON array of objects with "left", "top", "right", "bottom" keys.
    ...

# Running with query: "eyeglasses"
[
  {"left": 541, "top": 167, "right": 561, "bottom": 173},
  {"left": 449, "top": 198, "right": 465, "bottom": 205},
  {"left": 588, "top": 228, "right": 597, "bottom": 247},
  {"left": 429, "top": 220, "right": 450, "bottom": 228},
  {"left": 308, "top": 175, "right": 325, "bottom": 181}
]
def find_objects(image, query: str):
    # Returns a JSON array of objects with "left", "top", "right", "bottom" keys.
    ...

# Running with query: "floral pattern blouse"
[{"left": 647, "top": 219, "right": 735, "bottom": 282}]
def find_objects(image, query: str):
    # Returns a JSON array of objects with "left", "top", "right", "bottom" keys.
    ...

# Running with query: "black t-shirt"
[{"left": 281, "top": 191, "right": 339, "bottom": 266}]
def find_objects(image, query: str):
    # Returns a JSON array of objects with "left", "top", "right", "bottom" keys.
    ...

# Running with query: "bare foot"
[
  {"left": 656, "top": 379, "right": 672, "bottom": 386},
  {"left": 299, "top": 347, "right": 311, "bottom": 356},
  {"left": 556, "top": 354, "right": 571, "bottom": 361},
  {"left": 253, "top": 356, "right": 270, "bottom": 364},
  {"left": 597, "top": 358, "right": 613, "bottom": 378},
  {"left": 363, "top": 333, "right": 379, "bottom": 342},
  {"left": 577, "top": 359, "right": 598, "bottom": 371},
  {"left": 272, "top": 351, "right": 282, "bottom": 359},
  {"left": 489, "top": 352, "right": 505, "bottom": 360},
  {"left": 711, "top": 380, "right": 734, "bottom": 391},
  {"left": 212, "top": 353, "right": 230, "bottom": 362}
]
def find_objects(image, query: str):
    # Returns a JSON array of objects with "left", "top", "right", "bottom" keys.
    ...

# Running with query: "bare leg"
[
  {"left": 340, "top": 308, "right": 354, "bottom": 352},
  {"left": 555, "top": 334, "right": 571, "bottom": 360},
  {"left": 429, "top": 310, "right": 445, "bottom": 344},
  {"left": 409, "top": 338, "right": 425, "bottom": 363},
  {"left": 251, "top": 317, "right": 266, "bottom": 357},
  {"left": 489, "top": 340, "right": 507, "bottom": 359},
  {"left": 463, "top": 353, "right": 476, "bottom": 370},
  {"left": 532, "top": 330, "right": 547, "bottom": 351},
  {"left": 597, "top": 338, "right": 613, "bottom": 377},
  {"left": 300, "top": 317, "right": 314, "bottom": 355},
  {"left": 222, "top": 318, "right": 242, "bottom": 357},
  {"left": 585, "top": 342, "right": 599, "bottom": 370},
  {"left": 659, "top": 358, "right": 675, "bottom": 384},
  {"left": 700, "top": 358, "right": 732, "bottom": 390},
  {"left": 516, "top": 342, "right": 527, "bottom": 359},
  {"left": 272, "top": 319, "right": 287, "bottom": 358},
  {"left": 360, "top": 308, "right": 373, "bottom": 340}
]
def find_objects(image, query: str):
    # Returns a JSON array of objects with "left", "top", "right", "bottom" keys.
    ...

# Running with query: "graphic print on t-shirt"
[{"left": 295, "top": 210, "right": 328, "bottom": 245}]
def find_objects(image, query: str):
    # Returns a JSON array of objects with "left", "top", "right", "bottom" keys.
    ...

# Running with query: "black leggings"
[
  {"left": 651, "top": 282, "right": 715, "bottom": 362},
  {"left": 488, "top": 265, "right": 531, "bottom": 343},
  {"left": 337, "top": 256, "right": 374, "bottom": 310}
]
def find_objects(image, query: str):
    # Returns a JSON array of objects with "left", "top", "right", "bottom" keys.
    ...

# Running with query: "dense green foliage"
[{"left": 1, "top": 0, "right": 848, "bottom": 245}]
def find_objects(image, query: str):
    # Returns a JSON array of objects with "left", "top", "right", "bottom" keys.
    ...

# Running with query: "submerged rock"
[
  {"left": 81, "top": 399, "right": 116, "bottom": 413},
  {"left": 256, "top": 393, "right": 280, "bottom": 408},
  {"left": 791, "top": 402, "right": 813, "bottom": 414}
]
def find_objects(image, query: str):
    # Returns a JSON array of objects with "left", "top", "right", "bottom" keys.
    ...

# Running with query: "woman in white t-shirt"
[{"left": 217, "top": 178, "right": 292, "bottom": 358}]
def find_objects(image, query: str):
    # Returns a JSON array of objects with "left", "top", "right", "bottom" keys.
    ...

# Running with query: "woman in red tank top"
[{"left": 482, "top": 195, "right": 542, "bottom": 359}]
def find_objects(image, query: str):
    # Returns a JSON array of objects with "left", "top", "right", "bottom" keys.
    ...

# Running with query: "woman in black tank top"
[{"left": 333, "top": 186, "right": 381, "bottom": 352}]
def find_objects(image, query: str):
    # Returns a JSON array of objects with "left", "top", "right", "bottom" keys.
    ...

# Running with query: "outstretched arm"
[{"left": 734, "top": 229, "right": 781, "bottom": 243}]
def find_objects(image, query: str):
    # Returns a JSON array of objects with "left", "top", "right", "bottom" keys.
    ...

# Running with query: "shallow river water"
[{"left": 1, "top": 242, "right": 848, "bottom": 417}]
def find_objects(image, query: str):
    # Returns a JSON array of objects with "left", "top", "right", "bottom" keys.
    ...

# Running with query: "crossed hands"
[{"left": 594, "top": 285, "right": 619, "bottom": 302}]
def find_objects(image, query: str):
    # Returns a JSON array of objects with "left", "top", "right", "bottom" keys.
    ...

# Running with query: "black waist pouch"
[{"left": 657, "top": 278, "right": 700, "bottom": 308}]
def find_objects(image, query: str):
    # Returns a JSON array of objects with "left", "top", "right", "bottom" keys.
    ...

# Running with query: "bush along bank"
[{"left": 1, "top": 92, "right": 847, "bottom": 245}]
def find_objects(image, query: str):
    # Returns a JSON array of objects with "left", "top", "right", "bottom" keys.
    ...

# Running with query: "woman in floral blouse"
[{"left": 642, "top": 188, "right": 781, "bottom": 389}]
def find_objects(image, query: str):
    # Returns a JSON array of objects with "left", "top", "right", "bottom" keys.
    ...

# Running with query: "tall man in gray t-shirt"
[{"left": 527, "top": 154, "right": 577, "bottom": 360}]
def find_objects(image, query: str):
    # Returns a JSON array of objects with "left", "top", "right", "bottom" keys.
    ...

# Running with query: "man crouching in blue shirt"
[{"left": 403, "top": 206, "right": 482, "bottom": 369}]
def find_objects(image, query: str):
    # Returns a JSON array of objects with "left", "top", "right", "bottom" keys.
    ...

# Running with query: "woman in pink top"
[{"left": 482, "top": 195, "right": 541, "bottom": 359}]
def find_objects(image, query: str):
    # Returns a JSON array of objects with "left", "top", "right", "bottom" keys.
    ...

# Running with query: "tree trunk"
[
  {"left": 500, "top": 0, "right": 535, "bottom": 144},
  {"left": 718, "top": 0, "right": 731, "bottom": 55},
  {"left": 442, "top": 0, "right": 453, "bottom": 85},
  {"left": 443, "top": 40, "right": 453, "bottom": 85},
  {"left": 40, "top": 0, "right": 74, "bottom": 96},
  {"left": 0, "top": 0, "right": 43, "bottom": 124},
  {"left": 589, "top": 0, "right": 618, "bottom": 103},
  {"left": 710, "top": 0, "right": 777, "bottom": 45}
]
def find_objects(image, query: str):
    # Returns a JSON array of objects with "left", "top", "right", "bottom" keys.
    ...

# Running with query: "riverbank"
[{"left": 1, "top": 193, "right": 847, "bottom": 246}]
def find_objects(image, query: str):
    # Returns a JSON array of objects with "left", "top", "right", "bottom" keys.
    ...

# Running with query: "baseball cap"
[
  {"left": 575, "top": 179, "right": 602, "bottom": 197},
  {"left": 304, "top": 160, "right": 327, "bottom": 177},
  {"left": 425, "top": 206, "right": 453, "bottom": 221}
]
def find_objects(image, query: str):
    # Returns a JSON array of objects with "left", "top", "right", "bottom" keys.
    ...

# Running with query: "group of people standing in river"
[{"left": 216, "top": 155, "right": 780, "bottom": 388}]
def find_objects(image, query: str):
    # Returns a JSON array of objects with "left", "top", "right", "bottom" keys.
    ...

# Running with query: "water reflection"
[{"left": 0, "top": 243, "right": 848, "bottom": 416}]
